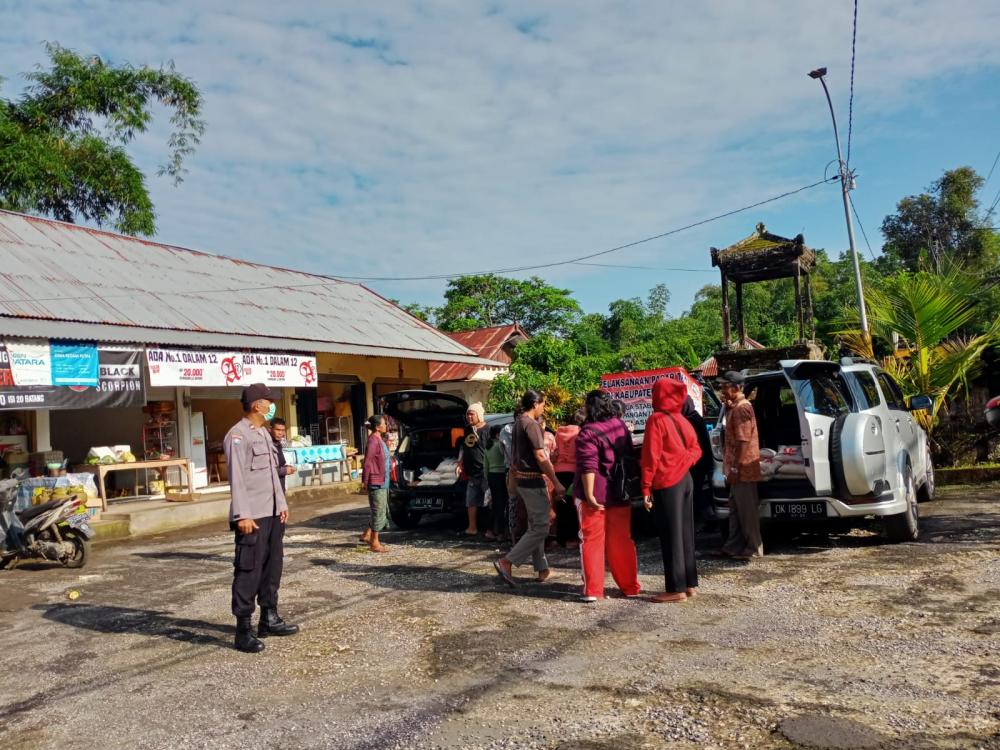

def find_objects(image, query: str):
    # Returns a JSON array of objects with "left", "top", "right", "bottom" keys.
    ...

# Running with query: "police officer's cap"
[{"left": 241, "top": 383, "right": 279, "bottom": 409}]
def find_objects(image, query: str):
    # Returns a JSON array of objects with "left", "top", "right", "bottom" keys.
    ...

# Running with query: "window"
[
  {"left": 876, "top": 372, "right": 906, "bottom": 411},
  {"left": 790, "top": 375, "right": 850, "bottom": 418},
  {"left": 851, "top": 371, "right": 882, "bottom": 410}
]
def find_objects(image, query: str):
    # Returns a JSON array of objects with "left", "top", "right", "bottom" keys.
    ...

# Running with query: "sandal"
[
  {"left": 649, "top": 592, "right": 687, "bottom": 603},
  {"left": 493, "top": 559, "right": 516, "bottom": 587}
]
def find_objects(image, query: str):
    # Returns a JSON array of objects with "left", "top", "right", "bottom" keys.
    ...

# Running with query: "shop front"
[
  {"left": 145, "top": 347, "right": 319, "bottom": 488},
  {"left": 1, "top": 342, "right": 149, "bottom": 513}
]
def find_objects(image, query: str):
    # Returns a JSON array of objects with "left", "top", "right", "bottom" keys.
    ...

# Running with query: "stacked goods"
[
  {"left": 32, "top": 483, "right": 87, "bottom": 505},
  {"left": 85, "top": 446, "right": 137, "bottom": 465},
  {"left": 414, "top": 458, "right": 459, "bottom": 486},
  {"left": 29, "top": 451, "right": 64, "bottom": 476},
  {"left": 760, "top": 446, "right": 807, "bottom": 480}
]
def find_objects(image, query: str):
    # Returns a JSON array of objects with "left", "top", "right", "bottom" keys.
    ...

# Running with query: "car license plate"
[
  {"left": 411, "top": 497, "right": 444, "bottom": 510},
  {"left": 770, "top": 501, "right": 826, "bottom": 520}
]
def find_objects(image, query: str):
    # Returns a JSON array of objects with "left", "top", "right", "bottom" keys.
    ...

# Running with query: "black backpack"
[{"left": 588, "top": 424, "right": 631, "bottom": 502}]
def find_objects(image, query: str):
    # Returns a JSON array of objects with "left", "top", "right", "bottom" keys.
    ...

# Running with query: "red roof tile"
[{"left": 429, "top": 324, "right": 528, "bottom": 382}]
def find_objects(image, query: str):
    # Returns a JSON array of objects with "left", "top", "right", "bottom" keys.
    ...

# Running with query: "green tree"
[
  {"left": 839, "top": 264, "right": 1000, "bottom": 433},
  {"left": 435, "top": 274, "right": 581, "bottom": 336},
  {"left": 879, "top": 166, "right": 1000, "bottom": 273},
  {"left": 0, "top": 43, "right": 204, "bottom": 236},
  {"left": 390, "top": 299, "right": 435, "bottom": 324}
]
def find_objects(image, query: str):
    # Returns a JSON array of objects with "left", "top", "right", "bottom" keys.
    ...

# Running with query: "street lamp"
[{"left": 808, "top": 67, "right": 870, "bottom": 337}]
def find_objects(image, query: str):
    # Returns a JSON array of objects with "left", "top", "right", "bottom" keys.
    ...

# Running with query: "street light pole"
[{"left": 808, "top": 67, "right": 870, "bottom": 338}]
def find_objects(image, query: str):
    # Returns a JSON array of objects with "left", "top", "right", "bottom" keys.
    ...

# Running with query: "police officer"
[{"left": 225, "top": 383, "right": 299, "bottom": 653}]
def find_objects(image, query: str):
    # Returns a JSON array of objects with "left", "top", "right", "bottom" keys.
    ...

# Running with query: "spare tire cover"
[{"left": 838, "top": 413, "right": 886, "bottom": 496}]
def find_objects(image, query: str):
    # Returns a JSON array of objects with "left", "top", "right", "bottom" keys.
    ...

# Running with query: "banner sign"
[
  {"left": 146, "top": 348, "right": 318, "bottom": 388},
  {"left": 600, "top": 366, "right": 703, "bottom": 431},
  {"left": 0, "top": 347, "right": 144, "bottom": 411},
  {"left": 51, "top": 344, "right": 100, "bottom": 386},
  {"left": 5, "top": 340, "right": 52, "bottom": 386}
]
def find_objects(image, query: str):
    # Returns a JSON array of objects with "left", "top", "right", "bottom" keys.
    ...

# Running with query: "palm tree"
[{"left": 838, "top": 266, "right": 1000, "bottom": 433}]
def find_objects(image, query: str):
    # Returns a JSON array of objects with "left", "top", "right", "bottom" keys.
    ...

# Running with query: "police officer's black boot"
[
  {"left": 235, "top": 616, "right": 265, "bottom": 653},
  {"left": 258, "top": 606, "right": 299, "bottom": 637}
]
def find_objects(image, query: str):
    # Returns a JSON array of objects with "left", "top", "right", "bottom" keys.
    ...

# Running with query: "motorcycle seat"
[{"left": 17, "top": 499, "right": 66, "bottom": 522}]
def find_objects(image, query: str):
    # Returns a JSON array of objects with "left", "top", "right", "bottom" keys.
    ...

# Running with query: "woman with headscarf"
[
  {"left": 640, "top": 378, "right": 703, "bottom": 602},
  {"left": 574, "top": 389, "right": 641, "bottom": 602}
]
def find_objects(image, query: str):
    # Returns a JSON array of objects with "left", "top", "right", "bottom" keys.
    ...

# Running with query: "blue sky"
[{"left": 2, "top": 1, "right": 999, "bottom": 318}]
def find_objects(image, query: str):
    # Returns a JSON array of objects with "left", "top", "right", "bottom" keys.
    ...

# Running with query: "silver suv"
[{"left": 710, "top": 359, "right": 935, "bottom": 543}]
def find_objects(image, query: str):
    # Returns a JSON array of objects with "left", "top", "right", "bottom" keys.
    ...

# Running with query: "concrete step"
[
  {"left": 95, "top": 481, "right": 362, "bottom": 541},
  {"left": 91, "top": 517, "right": 131, "bottom": 542}
]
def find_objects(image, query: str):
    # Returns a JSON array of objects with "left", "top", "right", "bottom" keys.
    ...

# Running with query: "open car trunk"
[
  {"left": 381, "top": 390, "right": 467, "bottom": 494},
  {"left": 746, "top": 362, "right": 849, "bottom": 499}
]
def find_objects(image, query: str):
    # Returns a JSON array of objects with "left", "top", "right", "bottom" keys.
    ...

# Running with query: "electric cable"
[
  {"left": 570, "top": 262, "right": 714, "bottom": 272},
  {"left": 0, "top": 176, "right": 838, "bottom": 303},
  {"left": 846, "top": 0, "right": 859, "bottom": 167},
  {"left": 847, "top": 193, "right": 878, "bottom": 261},
  {"left": 985, "top": 149, "right": 1000, "bottom": 184}
]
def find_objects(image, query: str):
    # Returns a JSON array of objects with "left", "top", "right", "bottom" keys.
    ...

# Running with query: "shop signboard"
[
  {"left": 146, "top": 348, "right": 318, "bottom": 388},
  {"left": 599, "top": 366, "right": 703, "bottom": 431},
  {"left": 0, "top": 347, "right": 144, "bottom": 411},
  {"left": 50, "top": 344, "right": 100, "bottom": 386},
  {"left": 5, "top": 340, "right": 52, "bottom": 386}
]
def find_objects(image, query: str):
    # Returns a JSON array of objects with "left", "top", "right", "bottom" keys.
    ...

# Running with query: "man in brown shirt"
[{"left": 718, "top": 371, "right": 764, "bottom": 559}]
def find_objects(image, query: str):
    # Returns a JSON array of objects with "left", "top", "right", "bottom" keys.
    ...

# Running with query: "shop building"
[
  {"left": 428, "top": 324, "right": 527, "bottom": 405},
  {"left": 0, "top": 210, "right": 499, "bottom": 508}
]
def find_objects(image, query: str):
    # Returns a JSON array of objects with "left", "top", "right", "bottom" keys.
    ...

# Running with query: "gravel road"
[{"left": 0, "top": 485, "right": 998, "bottom": 750}]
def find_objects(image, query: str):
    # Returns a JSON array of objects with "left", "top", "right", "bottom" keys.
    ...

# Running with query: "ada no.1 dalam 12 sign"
[
  {"left": 600, "top": 367, "right": 703, "bottom": 431},
  {"left": 146, "top": 349, "right": 318, "bottom": 388}
]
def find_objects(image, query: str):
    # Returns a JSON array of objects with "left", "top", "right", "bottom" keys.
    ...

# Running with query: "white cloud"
[{"left": 2, "top": 0, "right": 998, "bottom": 314}]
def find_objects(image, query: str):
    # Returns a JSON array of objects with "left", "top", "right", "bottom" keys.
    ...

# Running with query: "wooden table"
[{"left": 96, "top": 458, "right": 195, "bottom": 509}]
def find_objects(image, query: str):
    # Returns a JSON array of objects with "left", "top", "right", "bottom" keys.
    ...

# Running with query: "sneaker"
[{"left": 579, "top": 595, "right": 599, "bottom": 603}]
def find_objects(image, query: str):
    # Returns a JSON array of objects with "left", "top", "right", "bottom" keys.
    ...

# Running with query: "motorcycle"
[{"left": 0, "top": 478, "right": 93, "bottom": 570}]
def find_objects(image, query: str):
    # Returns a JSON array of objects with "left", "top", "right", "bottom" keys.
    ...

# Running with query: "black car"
[{"left": 382, "top": 390, "right": 513, "bottom": 529}]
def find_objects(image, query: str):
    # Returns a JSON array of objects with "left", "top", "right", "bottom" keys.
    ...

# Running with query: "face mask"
[{"left": 264, "top": 403, "right": 277, "bottom": 421}]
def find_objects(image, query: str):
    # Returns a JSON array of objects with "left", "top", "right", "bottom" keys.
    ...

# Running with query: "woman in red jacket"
[{"left": 640, "top": 378, "right": 703, "bottom": 602}]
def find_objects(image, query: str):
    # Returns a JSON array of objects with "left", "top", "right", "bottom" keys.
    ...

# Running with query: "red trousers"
[{"left": 575, "top": 500, "right": 641, "bottom": 598}]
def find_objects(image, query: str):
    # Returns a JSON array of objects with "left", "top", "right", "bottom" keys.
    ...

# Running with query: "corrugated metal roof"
[
  {"left": 428, "top": 324, "right": 527, "bottom": 382},
  {"left": 0, "top": 210, "right": 495, "bottom": 365},
  {"left": 0, "top": 318, "right": 502, "bottom": 365}
]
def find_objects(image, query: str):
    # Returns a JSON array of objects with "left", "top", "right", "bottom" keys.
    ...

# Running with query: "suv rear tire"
[
  {"left": 390, "top": 508, "right": 422, "bottom": 529},
  {"left": 917, "top": 447, "right": 936, "bottom": 502},
  {"left": 883, "top": 464, "right": 918, "bottom": 543}
]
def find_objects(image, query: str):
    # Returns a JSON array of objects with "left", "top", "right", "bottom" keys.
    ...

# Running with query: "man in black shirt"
[
  {"left": 458, "top": 402, "right": 489, "bottom": 536},
  {"left": 269, "top": 417, "right": 296, "bottom": 493}
]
